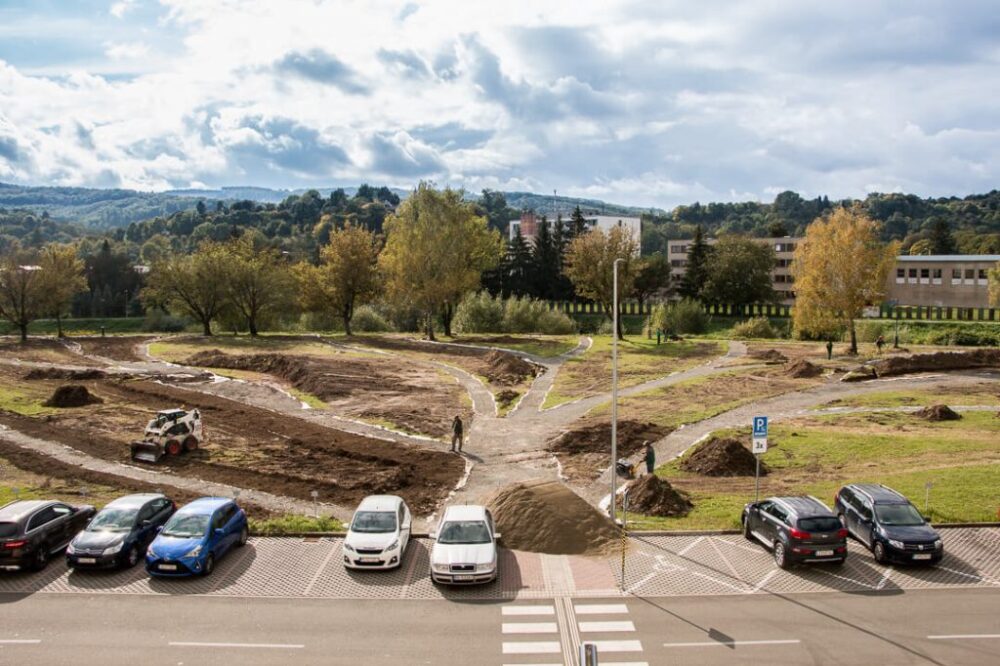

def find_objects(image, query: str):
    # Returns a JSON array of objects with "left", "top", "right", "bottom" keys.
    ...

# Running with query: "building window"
[
  {"left": 965, "top": 269, "right": 975, "bottom": 279},
  {"left": 932, "top": 269, "right": 942, "bottom": 279},
  {"left": 670, "top": 244, "right": 688, "bottom": 254},
  {"left": 670, "top": 259, "right": 686, "bottom": 268},
  {"left": 774, "top": 243, "right": 796, "bottom": 253},
  {"left": 908, "top": 269, "right": 917, "bottom": 278},
  {"left": 920, "top": 268, "right": 929, "bottom": 278},
  {"left": 979, "top": 269, "right": 988, "bottom": 280},
  {"left": 896, "top": 268, "right": 905, "bottom": 278},
  {"left": 774, "top": 275, "right": 786, "bottom": 283}
]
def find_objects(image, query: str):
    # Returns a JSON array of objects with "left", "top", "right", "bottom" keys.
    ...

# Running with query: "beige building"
[
  {"left": 509, "top": 211, "right": 641, "bottom": 253},
  {"left": 667, "top": 237, "right": 801, "bottom": 305},
  {"left": 887, "top": 255, "right": 999, "bottom": 308}
]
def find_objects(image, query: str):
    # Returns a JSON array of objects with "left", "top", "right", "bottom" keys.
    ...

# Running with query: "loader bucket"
[{"left": 130, "top": 441, "right": 164, "bottom": 464}]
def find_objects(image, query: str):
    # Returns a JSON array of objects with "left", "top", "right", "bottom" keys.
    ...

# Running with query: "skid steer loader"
[{"left": 130, "top": 408, "right": 203, "bottom": 463}]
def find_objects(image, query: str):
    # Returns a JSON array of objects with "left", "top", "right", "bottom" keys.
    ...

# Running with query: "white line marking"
[
  {"left": 502, "top": 623, "right": 558, "bottom": 635},
  {"left": 752, "top": 569, "right": 779, "bottom": 592},
  {"left": 579, "top": 621, "right": 636, "bottom": 633},
  {"left": 677, "top": 535, "right": 705, "bottom": 556},
  {"left": 600, "top": 663, "right": 650, "bottom": 666},
  {"left": 502, "top": 663, "right": 561, "bottom": 666},
  {"left": 168, "top": 642, "right": 304, "bottom": 649},
  {"left": 928, "top": 634, "right": 1000, "bottom": 640},
  {"left": 574, "top": 604, "right": 629, "bottom": 615},
  {"left": 0, "top": 640, "right": 41, "bottom": 645},
  {"left": 586, "top": 640, "right": 643, "bottom": 652},
  {"left": 663, "top": 639, "right": 801, "bottom": 648},
  {"left": 503, "top": 605, "right": 556, "bottom": 616},
  {"left": 502, "top": 641, "right": 561, "bottom": 654}
]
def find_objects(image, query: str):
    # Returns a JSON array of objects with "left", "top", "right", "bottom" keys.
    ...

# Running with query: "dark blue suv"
[
  {"left": 834, "top": 484, "right": 943, "bottom": 565},
  {"left": 742, "top": 496, "right": 848, "bottom": 569}
]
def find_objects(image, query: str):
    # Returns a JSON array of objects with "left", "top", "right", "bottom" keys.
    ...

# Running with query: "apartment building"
[
  {"left": 509, "top": 211, "right": 641, "bottom": 253},
  {"left": 666, "top": 237, "right": 801, "bottom": 304},
  {"left": 886, "top": 255, "right": 999, "bottom": 308}
]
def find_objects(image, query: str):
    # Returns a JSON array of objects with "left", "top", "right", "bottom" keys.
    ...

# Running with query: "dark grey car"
[
  {"left": 742, "top": 496, "right": 848, "bottom": 569},
  {"left": 0, "top": 500, "right": 96, "bottom": 571}
]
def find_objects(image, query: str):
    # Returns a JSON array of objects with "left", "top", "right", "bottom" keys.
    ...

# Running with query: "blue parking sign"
[{"left": 752, "top": 416, "right": 768, "bottom": 438}]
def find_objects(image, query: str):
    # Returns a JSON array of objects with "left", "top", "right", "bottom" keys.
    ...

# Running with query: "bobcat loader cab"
[{"left": 130, "top": 409, "right": 203, "bottom": 463}]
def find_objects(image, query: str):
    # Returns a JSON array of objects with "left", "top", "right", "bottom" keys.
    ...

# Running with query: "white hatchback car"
[
  {"left": 343, "top": 495, "right": 411, "bottom": 570},
  {"left": 430, "top": 505, "right": 500, "bottom": 584}
]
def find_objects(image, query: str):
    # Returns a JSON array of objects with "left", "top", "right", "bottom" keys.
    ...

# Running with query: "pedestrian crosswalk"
[{"left": 500, "top": 600, "right": 648, "bottom": 666}]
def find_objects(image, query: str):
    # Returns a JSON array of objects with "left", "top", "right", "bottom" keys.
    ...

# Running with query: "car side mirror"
[
  {"left": 214, "top": 528, "right": 224, "bottom": 536},
  {"left": 429, "top": 531, "right": 437, "bottom": 539},
  {"left": 923, "top": 516, "right": 931, "bottom": 523},
  {"left": 141, "top": 520, "right": 152, "bottom": 527},
  {"left": 156, "top": 526, "right": 163, "bottom": 533},
  {"left": 494, "top": 532, "right": 502, "bottom": 541}
]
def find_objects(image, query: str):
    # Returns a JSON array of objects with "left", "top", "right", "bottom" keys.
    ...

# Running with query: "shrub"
[
  {"left": 351, "top": 305, "right": 393, "bottom": 332},
  {"left": 650, "top": 299, "right": 709, "bottom": 335},
  {"left": 503, "top": 297, "right": 550, "bottom": 333},
  {"left": 596, "top": 319, "right": 615, "bottom": 335},
  {"left": 140, "top": 309, "right": 188, "bottom": 333},
  {"left": 535, "top": 309, "right": 578, "bottom": 335},
  {"left": 453, "top": 292, "right": 504, "bottom": 333},
  {"left": 299, "top": 310, "right": 343, "bottom": 333},
  {"left": 731, "top": 316, "right": 778, "bottom": 339}
]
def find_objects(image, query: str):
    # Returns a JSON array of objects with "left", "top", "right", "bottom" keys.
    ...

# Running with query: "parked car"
[
  {"left": 343, "top": 495, "right": 412, "bottom": 570},
  {"left": 0, "top": 500, "right": 95, "bottom": 571},
  {"left": 835, "top": 484, "right": 943, "bottom": 565},
  {"left": 742, "top": 496, "right": 848, "bottom": 569},
  {"left": 430, "top": 505, "right": 500, "bottom": 584},
  {"left": 146, "top": 497, "right": 248, "bottom": 577},
  {"left": 67, "top": 494, "right": 175, "bottom": 570}
]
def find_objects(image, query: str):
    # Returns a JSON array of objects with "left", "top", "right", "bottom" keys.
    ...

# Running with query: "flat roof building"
[
  {"left": 667, "top": 237, "right": 801, "bottom": 305},
  {"left": 509, "top": 211, "right": 641, "bottom": 254},
  {"left": 887, "top": 255, "right": 999, "bottom": 308}
]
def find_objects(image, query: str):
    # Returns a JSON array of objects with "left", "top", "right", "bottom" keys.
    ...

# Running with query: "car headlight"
[
  {"left": 476, "top": 561, "right": 495, "bottom": 572},
  {"left": 66, "top": 542, "right": 76, "bottom": 555},
  {"left": 102, "top": 542, "right": 124, "bottom": 556},
  {"left": 934, "top": 539, "right": 943, "bottom": 549},
  {"left": 343, "top": 543, "right": 355, "bottom": 553},
  {"left": 888, "top": 539, "right": 905, "bottom": 549},
  {"left": 386, "top": 539, "right": 399, "bottom": 551},
  {"left": 183, "top": 545, "right": 202, "bottom": 558},
  {"left": 432, "top": 563, "right": 450, "bottom": 573}
]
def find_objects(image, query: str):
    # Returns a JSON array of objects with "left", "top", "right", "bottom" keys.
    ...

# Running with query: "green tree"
[
  {"left": 678, "top": 225, "right": 710, "bottom": 300},
  {"left": 218, "top": 236, "right": 296, "bottom": 336},
  {"left": 143, "top": 243, "right": 230, "bottom": 336},
  {"left": 0, "top": 250, "right": 46, "bottom": 342},
  {"left": 530, "top": 216, "right": 559, "bottom": 299},
  {"left": 295, "top": 224, "right": 380, "bottom": 335},
  {"left": 569, "top": 206, "right": 588, "bottom": 237},
  {"left": 632, "top": 253, "right": 671, "bottom": 311},
  {"left": 701, "top": 236, "right": 777, "bottom": 309},
  {"left": 908, "top": 238, "right": 934, "bottom": 255},
  {"left": 37, "top": 243, "right": 86, "bottom": 338},
  {"left": 379, "top": 183, "right": 501, "bottom": 340},
  {"left": 989, "top": 262, "right": 1000, "bottom": 308},
  {"left": 479, "top": 190, "right": 516, "bottom": 234},
  {"left": 564, "top": 225, "right": 639, "bottom": 339},
  {"left": 505, "top": 228, "right": 533, "bottom": 298},
  {"left": 928, "top": 217, "right": 957, "bottom": 254}
]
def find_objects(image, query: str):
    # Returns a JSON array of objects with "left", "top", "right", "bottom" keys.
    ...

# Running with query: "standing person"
[
  {"left": 451, "top": 415, "right": 464, "bottom": 453},
  {"left": 825, "top": 340, "right": 833, "bottom": 360},
  {"left": 876, "top": 335, "right": 885, "bottom": 355},
  {"left": 643, "top": 441, "right": 656, "bottom": 475}
]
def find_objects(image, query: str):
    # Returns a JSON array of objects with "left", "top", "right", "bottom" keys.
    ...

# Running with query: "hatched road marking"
[
  {"left": 501, "top": 641, "right": 561, "bottom": 654},
  {"left": 574, "top": 604, "right": 628, "bottom": 615},
  {"left": 502, "top": 605, "right": 556, "bottom": 616},
  {"left": 585, "top": 640, "right": 643, "bottom": 652},
  {"left": 502, "top": 622, "right": 558, "bottom": 634},
  {"left": 578, "top": 621, "right": 635, "bottom": 633}
]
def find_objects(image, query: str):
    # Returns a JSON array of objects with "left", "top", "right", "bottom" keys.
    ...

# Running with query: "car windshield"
[
  {"left": 351, "top": 511, "right": 397, "bottom": 534},
  {"left": 876, "top": 503, "right": 925, "bottom": 526},
  {"left": 88, "top": 508, "right": 137, "bottom": 532},
  {"left": 0, "top": 522, "right": 16, "bottom": 538},
  {"left": 438, "top": 520, "right": 491, "bottom": 544},
  {"left": 161, "top": 513, "right": 209, "bottom": 538},
  {"left": 798, "top": 517, "right": 842, "bottom": 532}
]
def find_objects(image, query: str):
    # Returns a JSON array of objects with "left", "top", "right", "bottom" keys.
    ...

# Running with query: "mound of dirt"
[
  {"left": 496, "top": 389, "right": 520, "bottom": 407},
  {"left": 480, "top": 350, "right": 542, "bottom": 386},
  {"left": 786, "top": 359, "right": 823, "bottom": 378},
  {"left": 24, "top": 368, "right": 107, "bottom": 381},
  {"left": 749, "top": 348, "right": 788, "bottom": 364},
  {"left": 679, "top": 437, "right": 765, "bottom": 477},
  {"left": 485, "top": 480, "right": 619, "bottom": 555},
  {"left": 872, "top": 349, "right": 1000, "bottom": 377},
  {"left": 621, "top": 474, "right": 692, "bottom": 517},
  {"left": 915, "top": 404, "right": 962, "bottom": 421},
  {"left": 841, "top": 365, "right": 878, "bottom": 382},
  {"left": 43, "top": 384, "right": 103, "bottom": 408},
  {"left": 548, "top": 420, "right": 670, "bottom": 480}
]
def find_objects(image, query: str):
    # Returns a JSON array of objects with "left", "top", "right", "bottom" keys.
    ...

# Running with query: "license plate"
[
  {"left": 77, "top": 557, "right": 97, "bottom": 564},
  {"left": 359, "top": 557, "right": 380, "bottom": 563},
  {"left": 913, "top": 554, "right": 932, "bottom": 560},
  {"left": 159, "top": 563, "right": 178, "bottom": 571},
  {"left": 454, "top": 574, "right": 473, "bottom": 581},
  {"left": 816, "top": 550, "right": 834, "bottom": 557}
]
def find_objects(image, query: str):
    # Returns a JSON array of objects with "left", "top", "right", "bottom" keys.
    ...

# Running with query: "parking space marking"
[
  {"left": 586, "top": 640, "right": 643, "bottom": 652},
  {"left": 302, "top": 540, "right": 340, "bottom": 596},
  {"left": 0, "top": 640, "right": 41, "bottom": 645},
  {"left": 501, "top": 641, "right": 561, "bottom": 654},
  {"left": 503, "top": 605, "right": 555, "bottom": 616},
  {"left": 937, "top": 566, "right": 1000, "bottom": 586},
  {"left": 502, "top": 622, "right": 557, "bottom": 634},
  {"left": 578, "top": 621, "right": 635, "bottom": 633},
  {"left": 708, "top": 537, "right": 741, "bottom": 581},
  {"left": 598, "top": 662, "right": 649, "bottom": 666},
  {"left": 751, "top": 569, "right": 778, "bottom": 592},
  {"left": 928, "top": 634, "right": 1000, "bottom": 640},
  {"left": 677, "top": 536, "right": 703, "bottom": 556},
  {"left": 574, "top": 604, "right": 628, "bottom": 615},
  {"left": 663, "top": 639, "right": 800, "bottom": 648},
  {"left": 168, "top": 642, "right": 304, "bottom": 649}
]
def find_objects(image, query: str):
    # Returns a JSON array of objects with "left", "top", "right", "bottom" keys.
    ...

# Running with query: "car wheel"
[
  {"left": 165, "top": 440, "right": 182, "bottom": 456},
  {"left": 873, "top": 541, "right": 887, "bottom": 564},
  {"left": 237, "top": 527, "right": 248, "bottom": 547},
  {"left": 183, "top": 436, "right": 198, "bottom": 452},
  {"left": 774, "top": 542, "right": 790, "bottom": 570},
  {"left": 742, "top": 517, "right": 753, "bottom": 541},
  {"left": 203, "top": 554, "right": 215, "bottom": 576},
  {"left": 32, "top": 545, "right": 50, "bottom": 571},
  {"left": 832, "top": 558, "right": 846, "bottom": 567},
  {"left": 124, "top": 545, "right": 140, "bottom": 568}
]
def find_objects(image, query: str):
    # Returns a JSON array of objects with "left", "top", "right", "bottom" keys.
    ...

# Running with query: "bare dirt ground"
[
  {"left": 3, "top": 372, "right": 464, "bottom": 515},
  {"left": 183, "top": 349, "right": 472, "bottom": 438},
  {"left": 547, "top": 420, "right": 670, "bottom": 481},
  {"left": 0, "top": 338, "right": 103, "bottom": 366},
  {"left": 72, "top": 336, "right": 154, "bottom": 362}
]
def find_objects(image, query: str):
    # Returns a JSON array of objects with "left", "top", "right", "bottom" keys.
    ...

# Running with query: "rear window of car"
[
  {"left": 798, "top": 517, "right": 841, "bottom": 532},
  {"left": 0, "top": 522, "right": 17, "bottom": 538}
]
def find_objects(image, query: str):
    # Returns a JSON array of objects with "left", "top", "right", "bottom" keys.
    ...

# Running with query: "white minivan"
[
  {"left": 343, "top": 495, "right": 411, "bottom": 570},
  {"left": 429, "top": 505, "right": 500, "bottom": 584}
]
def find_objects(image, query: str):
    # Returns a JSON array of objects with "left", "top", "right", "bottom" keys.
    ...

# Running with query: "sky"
[{"left": 0, "top": 0, "right": 998, "bottom": 209}]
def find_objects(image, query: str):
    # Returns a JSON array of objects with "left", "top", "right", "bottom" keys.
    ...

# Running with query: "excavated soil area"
[
  {"left": 548, "top": 420, "right": 670, "bottom": 481},
  {"left": 0, "top": 338, "right": 102, "bottom": 366},
  {"left": 0, "top": 379, "right": 463, "bottom": 514},
  {"left": 24, "top": 367, "right": 108, "bottom": 380},
  {"left": 872, "top": 349, "right": 1000, "bottom": 377},
  {"left": 749, "top": 348, "right": 788, "bottom": 364},
  {"left": 786, "top": 359, "right": 824, "bottom": 378},
  {"left": 73, "top": 336, "right": 153, "bottom": 362},
  {"left": 481, "top": 350, "right": 543, "bottom": 386},
  {"left": 485, "top": 480, "right": 619, "bottom": 555},
  {"left": 679, "top": 437, "right": 766, "bottom": 477},
  {"left": 184, "top": 350, "right": 470, "bottom": 438},
  {"left": 915, "top": 404, "right": 962, "bottom": 421},
  {"left": 621, "top": 475, "right": 692, "bottom": 517},
  {"left": 44, "top": 384, "right": 103, "bottom": 407}
]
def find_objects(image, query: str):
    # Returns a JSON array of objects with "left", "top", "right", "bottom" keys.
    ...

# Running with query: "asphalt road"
[{"left": 1, "top": 588, "right": 997, "bottom": 665}]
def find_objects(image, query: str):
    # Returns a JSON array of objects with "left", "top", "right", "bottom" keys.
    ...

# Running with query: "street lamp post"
[{"left": 610, "top": 258, "right": 624, "bottom": 522}]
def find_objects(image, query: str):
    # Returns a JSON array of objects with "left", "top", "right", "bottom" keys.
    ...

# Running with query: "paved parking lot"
[{"left": 0, "top": 527, "right": 996, "bottom": 601}]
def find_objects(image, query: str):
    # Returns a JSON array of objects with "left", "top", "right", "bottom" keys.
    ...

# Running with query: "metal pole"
[
  {"left": 754, "top": 454, "right": 760, "bottom": 502},
  {"left": 610, "top": 262, "right": 619, "bottom": 521}
]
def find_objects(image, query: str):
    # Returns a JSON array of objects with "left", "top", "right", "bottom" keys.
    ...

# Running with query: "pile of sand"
[
  {"left": 485, "top": 480, "right": 619, "bottom": 555},
  {"left": 24, "top": 368, "right": 107, "bottom": 381},
  {"left": 915, "top": 404, "right": 962, "bottom": 421},
  {"left": 786, "top": 359, "right": 823, "bottom": 378},
  {"left": 749, "top": 348, "right": 788, "bottom": 364},
  {"left": 480, "top": 350, "right": 542, "bottom": 386},
  {"left": 679, "top": 437, "right": 765, "bottom": 477},
  {"left": 44, "top": 385, "right": 103, "bottom": 408},
  {"left": 621, "top": 475, "right": 692, "bottom": 517}
]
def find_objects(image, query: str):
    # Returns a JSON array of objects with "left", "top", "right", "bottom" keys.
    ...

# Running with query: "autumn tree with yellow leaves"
[{"left": 791, "top": 207, "right": 899, "bottom": 354}]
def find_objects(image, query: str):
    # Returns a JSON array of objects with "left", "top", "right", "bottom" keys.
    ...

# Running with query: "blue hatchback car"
[{"left": 146, "top": 497, "right": 248, "bottom": 577}]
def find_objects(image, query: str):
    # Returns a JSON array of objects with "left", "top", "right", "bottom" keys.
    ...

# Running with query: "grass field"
[
  {"left": 454, "top": 334, "right": 580, "bottom": 358},
  {"left": 821, "top": 386, "right": 1000, "bottom": 409},
  {"left": 630, "top": 410, "right": 1000, "bottom": 530}
]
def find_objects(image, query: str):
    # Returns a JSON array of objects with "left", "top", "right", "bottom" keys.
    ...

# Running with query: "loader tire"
[
  {"left": 183, "top": 436, "right": 199, "bottom": 452},
  {"left": 165, "top": 440, "right": 182, "bottom": 456}
]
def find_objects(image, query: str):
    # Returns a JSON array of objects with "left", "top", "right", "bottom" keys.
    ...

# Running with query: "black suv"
[
  {"left": 742, "top": 496, "right": 848, "bottom": 569},
  {"left": 67, "top": 493, "right": 176, "bottom": 570},
  {"left": 834, "top": 484, "right": 943, "bottom": 565},
  {"left": 0, "top": 500, "right": 96, "bottom": 571}
]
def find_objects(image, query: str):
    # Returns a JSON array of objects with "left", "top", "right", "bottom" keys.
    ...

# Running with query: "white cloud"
[
  {"left": 109, "top": 1, "right": 137, "bottom": 19},
  {"left": 103, "top": 41, "right": 150, "bottom": 60}
]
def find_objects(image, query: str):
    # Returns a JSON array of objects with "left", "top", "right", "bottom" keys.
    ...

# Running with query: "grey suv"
[
  {"left": 742, "top": 496, "right": 848, "bottom": 569},
  {"left": 0, "top": 500, "right": 96, "bottom": 571}
]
